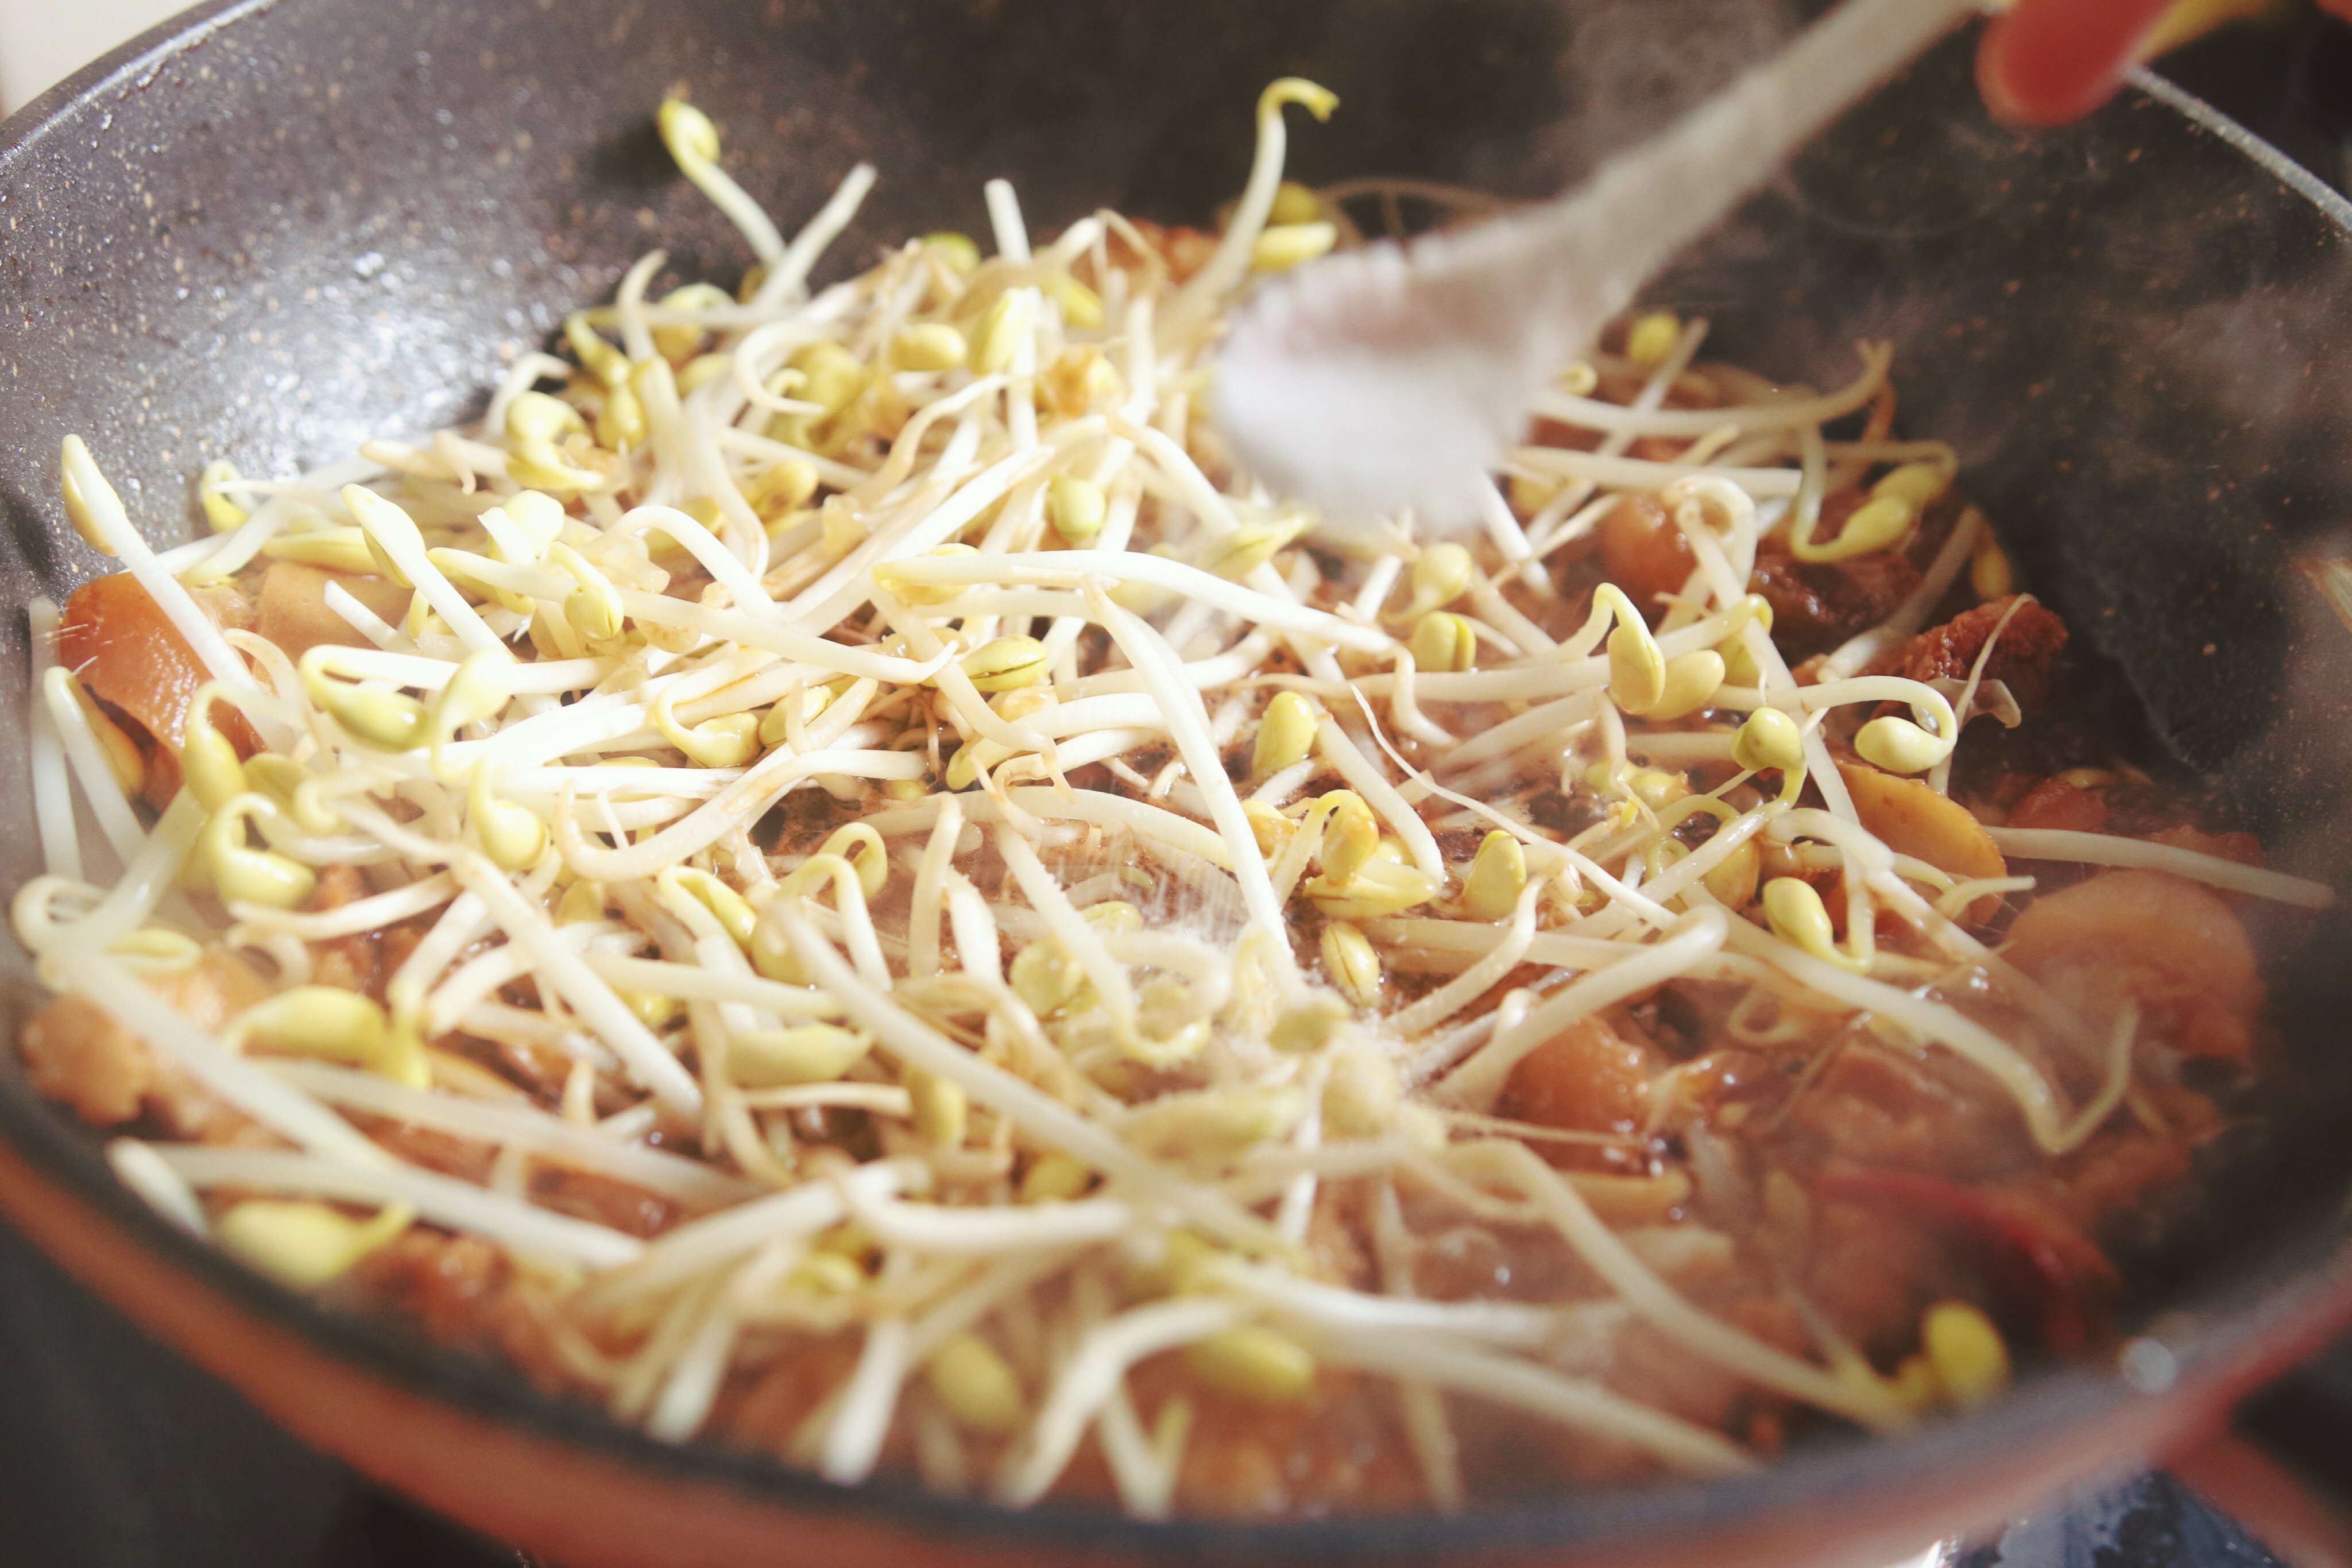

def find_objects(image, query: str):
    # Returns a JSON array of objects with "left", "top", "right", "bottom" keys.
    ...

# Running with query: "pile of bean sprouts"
[{"left": 11, "top": 80, "right": 2335, "bottom": 1515}]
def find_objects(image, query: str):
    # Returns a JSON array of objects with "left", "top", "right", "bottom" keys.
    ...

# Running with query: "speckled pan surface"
[{"left": 3, "top": 0, "right": 2352, "bottom": 1558}]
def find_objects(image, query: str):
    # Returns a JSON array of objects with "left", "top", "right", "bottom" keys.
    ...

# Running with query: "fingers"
[{"left": 1978, "top": 0, "right": 2175, "bottom": 126}]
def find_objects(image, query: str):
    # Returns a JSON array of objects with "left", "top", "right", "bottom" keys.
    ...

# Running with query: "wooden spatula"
[{"left": 1214, "top": 0, "right": 1981, "bottom": 535}]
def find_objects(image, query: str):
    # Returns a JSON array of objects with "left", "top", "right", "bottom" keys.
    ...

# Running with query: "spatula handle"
[{"left": 1531, "top": 0, "right": 1982, "bottom": 316}]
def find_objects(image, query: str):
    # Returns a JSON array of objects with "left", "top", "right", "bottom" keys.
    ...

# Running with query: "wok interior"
[{"left": 1, "top": 0, "right": 2351, "bottom": 1523}]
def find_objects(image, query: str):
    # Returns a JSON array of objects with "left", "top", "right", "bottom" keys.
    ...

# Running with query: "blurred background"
[
  {"left": 3, "top": 1, "right": 2352, "bottom": 1566},
  {"left": 3, "top": 0, "right": 2350, "bottom": 167},
  {"left": 0, "top": 0, "right": 180, "bottom": 114}
]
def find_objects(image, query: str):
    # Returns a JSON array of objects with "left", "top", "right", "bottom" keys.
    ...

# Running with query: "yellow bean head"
[
  {"left": 1762, "top": 877, "right": 1848, "bottom": 968},
  {"left": 1607, "top": 620, "right": 1666, "bottom": 715},
  {"left": 1250, "top": 691, "right": 1320, "bottom": 779},
  {"left": 1045, "top": 273, "right": 1105, "bottom": 328},
  {"left": 1019, "top": 1151, "right": 1093, "bottom": 1205},
  {"left": 926, "top": 1333, "right": 1024, "bottom": 1435},
  {"left": 1046, "top": 473, "right": 1108, "bottom": 545},
  {"left": 1460, "top": 830, "right": 1527, "bottom": 921},
  {"left": 1318, "top": 920, "right": 1382, "bottom": 1009},
  {"left": 1270, "top": 992, "right": 1351, "bottom": 1054},
  {"left": 958, "top": 636, "right": 1048, "bottom": 693},
  {"left": 788, "top": 340, "right": 869, "bottom": 416},
  {"left": 1872, "top": 458, "right": 1955, "bottom": 511},
  {"left": 205, "top": 797, "right": 316, "bottom": 910},
  {"left": 745, "top": 458, "right": 819, "bottom": 521},
  {"left": 595, "top": 374, "right": 647, "bottom": 450},
  {"left": 1316, "top": 792, "right": 1379, "bottom": 882},
  {"left": 656, "top": 97, "right": 721, "bottom": 167},
  {"left": 180, "top": 699, "right": 249, "bottom": 812},
  {"left": 1009, "top": 938, "right": 1089, "bottom": 1018},
  {"left": 59, "top": 436, "right": 121, "bottom": 556},
  {"left": 1410, "top": 611, "right": 1477, "bottom": 673},
  {"left": 1186, "top": 1325, "right": 1316, "bottom": 1405},
  {"left": 1626, "top": 311, "right": 1681, "bottom": 366},
  {"left": 1971, "top": 527, "right": 2013, "bottom": 600},
  {"left": 907, "top": 1067, "right": 969, "bottom": 1148},
  {"left": 1922, "top": 1299, "right": 2010, "bottom": 1409},
  {"left": 199, "top": 459, "right": 249, "bottom": 533},
  {"left": 1731, "top": 707, "right": 1806, "bottom": 774},
  {"left": 1268, "top": 180, "right": 1323, "bottom": 226},
  {"left": 1854, "top": 715, "right": 1949, "bottom": 775},
  {"left": 889, "top": 322, "right": 968, "bottom": 373},
  {"left": 469, "top": 768, "right": 548, "bottom": 872},
  {"left": 1201, "top": 518, "right": 1305, "bottom": 582},
  {"left": 216, "top": 1200, "right": 408, "bottom": 1291},
  {"left": 556, "top": 880, "right": 608, "bottom": 926},
  {"left": 728, "top": 1024, "right": 871, "bottom": 1088},
  {"left": 885, "top": 542, "right": 978, "bottom": 607},
  {"left": 969, "top": 289, "right": 1033, "bottom": 376},
  {"left": 1648, "top": 649, "right": 1726, "bottom": 721},
  {"left": 1409, "top": 541, "right": 1473, "bottom": 613},
  {"left": 1250, "top": 222, "right": 1337, "bottom": 271},
  {"left": 921, "top": 232, "right": 982, "bottom": 273},
  {"left": 1302, "top": 857, "right": 1439, "bottom": 920}
]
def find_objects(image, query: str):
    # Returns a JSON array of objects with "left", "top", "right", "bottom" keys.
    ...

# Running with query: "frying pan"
[{"left": 3, "top": 2, "right": 2352, "bottom": 1564}]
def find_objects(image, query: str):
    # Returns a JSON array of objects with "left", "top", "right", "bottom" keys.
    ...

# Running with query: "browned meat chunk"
[
  {"left": 2007, "top": 775, "right": 2109, "bottom": 833},
  {"left": 1877, "top": 594, "right": 2068, "bottom": 715},
  {"left": 1802, "top": 1193, "right": 1979, "bottom": 1358},
  {"left": 307, "top": 862, "right": 382, "bottom": 996},
  {"left": 1598, "top": 493, "right": 1696, "bottom": 608},
  {"left": 338, "top": 1227, "right": 586, "bottom": 1396},
  {"left": 20, "top": 995, "right": 148, "bottom": 1126},
  {"left": 254, "top": 561, "right": 412, "bottom": 660},
  {"left": 1748, "top": 540, "right": 1921, "bottom": 658},
  {"left": 1796, "top": 1043, "right": 2036, "bottom": 1181},
  {"left": 2002, "top": 869, "right": 2261, "bottom": 1062},
  {"left": 722, "top": 1335, "right": 865, "bottom": 1456},
  {"left": 1105, "top": 220, "right": 1217, "bottom": 285},
  {"left": 56, "top": 572, "right": 256, "bottom": 808},
  {"left": 1126, "top": 1358, "right": 1421, "bottom": 1517},
  {"left": 20, "top": 951, "right": 269, "bottom": 1136},
  {"left": 346, "top": 1229, "right": 512, "bottom": 1345},
  {"left": 1499, "top": 1016, "right": 1659, "bottom": 1172}
]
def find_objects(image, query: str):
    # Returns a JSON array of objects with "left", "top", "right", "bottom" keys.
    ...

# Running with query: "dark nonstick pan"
[{"left": 4, "top": 3, "right": 2352, "bottom": 1565}]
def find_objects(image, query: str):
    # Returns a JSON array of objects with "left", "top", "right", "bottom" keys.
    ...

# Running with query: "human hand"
[{"left": 1979, "top": 0, "right": 2352, "bottom": 126}]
